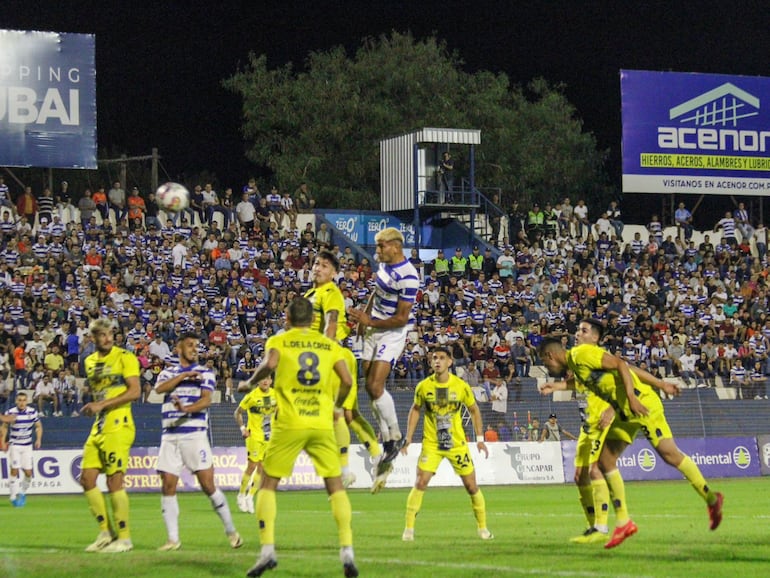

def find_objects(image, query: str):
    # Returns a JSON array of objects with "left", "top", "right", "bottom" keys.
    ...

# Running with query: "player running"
[{"left": 1, "top": 392, "right": 39, "bottom": 507}]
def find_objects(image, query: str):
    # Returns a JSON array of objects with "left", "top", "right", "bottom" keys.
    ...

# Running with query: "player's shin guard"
[
  {"left": 676, "top": 455, "right": 713, "bottom": 502},
  {"left": 329, "top": 490, "right": 353, "bottom": 547},
  {"left": 591, "top": 478, "right": 610, "bottom": 531},
  {"left": 405, "top": 488, "right": 424, "bottom": 529},
  {"left": 85, "top": 487, "right": 110, "bottom": 533},
  {"left": 578, "top": 484, "right": 596, "bottom": 527},
  {"left": 256, "top": 488, "right": 277, "bottom": 545},
  {"left": 604, "top": 469, "right": 629, "bottom": 526},
  {"left": 470, "top": 489, "right": 487, "bottom": 530},
  {"left": 110, "top": 489, "right": 131, "bottom": 540},
  {"left": 209, "top": 488, "right": 236, "bottom": 534},
  {"left": 369, "top": 399, "right": 391, "bottom": 443},
  {"left": 349, "top": 415, "right": 381, "bottom": 458}
]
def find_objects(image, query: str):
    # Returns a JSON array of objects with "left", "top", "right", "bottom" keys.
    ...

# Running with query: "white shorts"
[
  {"left": 362, "top": 325, "right": 410, "bottom": 365},
  {"left": 157, "top": 431, "right": 213, "bottom": 477},
  {"left": 9, "top": 444, "right": 34, "bottom": 471}
]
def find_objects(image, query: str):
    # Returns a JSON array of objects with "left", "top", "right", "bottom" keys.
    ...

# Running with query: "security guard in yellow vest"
[
  {"left": 433, "top": 249, "right": 450, "bottom": 287},
  {"left": 450, "top": 247, "right": 468, "bottom": 279},
  {"left": 468, "top": 245, "right": 484, "bottom": 281}
]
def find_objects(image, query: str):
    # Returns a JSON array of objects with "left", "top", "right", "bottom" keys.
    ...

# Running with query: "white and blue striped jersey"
[
  {"left": 371, "top": 259, "right": 419, "bottom": 324},
  {"left": 155, "top": 364, "right": 215, "bottom": 435},
  {"left": 5, "top": 406, "right": 39, "bottom": 446}
]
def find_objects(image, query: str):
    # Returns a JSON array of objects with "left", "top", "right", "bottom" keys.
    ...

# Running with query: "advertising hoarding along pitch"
[
  {"left": 621, "top": 69, "right": 770, "bottom": 195},
  {"left": 0, "top": 29, "right": 97, "bottom": 169}
]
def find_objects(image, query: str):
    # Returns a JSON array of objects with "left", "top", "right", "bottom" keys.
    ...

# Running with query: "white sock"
[
  {"left": 261, "top": 544, "right": 276, "bottom": 558},
  {"left": 340, "top": 545, "right": 355, "bottom": 563},
  {"left": 209, "top": 488, "right": 236, "bottom": 534},
  {"left": 161, "top": 495, "right": 180, "bottom": 543},
  {"left": 20, "top": 475, "right": 31, "bottom": 494},
  {"left": 372, "top": 391, "right": 401, "bottom": 440},
  {"left": 9, "top": 476, "right": 19, "bottom": 500}
]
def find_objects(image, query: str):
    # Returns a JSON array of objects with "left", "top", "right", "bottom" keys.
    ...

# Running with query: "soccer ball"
[{"left": 156, "top": 182, "right": 190, "bottom": 213}]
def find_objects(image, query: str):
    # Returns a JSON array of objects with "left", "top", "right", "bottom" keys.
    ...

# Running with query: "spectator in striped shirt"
[
  {"left": 714, "top": 211, "right": 738, "bottom": 245},
  {"left": 37, "top": 188, "right": 55, "bottom": 226}
]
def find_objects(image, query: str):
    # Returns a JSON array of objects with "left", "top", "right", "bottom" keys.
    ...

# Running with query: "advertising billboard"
[
  {"left": 621, "top": 69, "right": 770, "bottom": 195},
  {"left": 0, "top": 29, "right": 97, "bottom": 168}
]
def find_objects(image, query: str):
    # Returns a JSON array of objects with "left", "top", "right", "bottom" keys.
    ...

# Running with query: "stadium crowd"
[{"left": 0, "top": 176, "right": 768, "bottom": 439}]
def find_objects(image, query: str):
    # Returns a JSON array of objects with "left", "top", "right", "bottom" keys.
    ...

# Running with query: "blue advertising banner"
[
  {"left": 0, "top": 29, "right": 97, "bottom": 168},
  {"left": 325, "top": 212, "right": 417, "bottom": 247},
  {"left": 563, "top": 436, "right": 760, "bottom": 482},
  {"left": 621, "top": 69, "right": 770, "bottom": 195}
]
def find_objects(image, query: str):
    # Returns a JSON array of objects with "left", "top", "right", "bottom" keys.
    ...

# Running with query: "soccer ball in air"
[{"left": 156, "top": 182, "right": 190, "bottom": 213}]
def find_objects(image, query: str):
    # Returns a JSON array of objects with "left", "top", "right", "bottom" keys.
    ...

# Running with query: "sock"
[
  {"left": 9, "top": 476, "right": 19, "bottom": 500},
  {"left": 110, "top": 489, "right": 131, "bottom": 540},
  {"left": 591, "top": 478, "right": 610, "bottom": 532},
  {"left": 577, "top": 484, "right": 596, "bottom": 527},
  {"left": 84, "top": 487, "right": 110, "bottom": 533},
  {"left": 329, "top": 490, "right": 353, "bottom": 547},
  {"left": 677, "top": 455, "right": 715, "bottom": 503},
  {"left": 239, "top": 470, "right": 251, "bottom": 495},
  {"left": 20, "top": 474, "right": 30, "bottom": 494},
  {"left": 248, "top": 470, "right": 262, "bottom": 497},
  {"left": 369, "top": 399, "right": 391, "bottom": 443},
  {"left": 372, "top": 391, "right": 400, "bottom": 440},
  {"left": 349, "top": 415, "right": 381, "bottom": 458},
  {"left": 470, "top": 489, "right": 488, "bottom": 530},
  {"left": 161, "top": 495, "right": 180, "bottom": 543},
  {"left": 208, "top": 488, "right": 236, "bottom": 534},
  {"left": 256, "top": 488, "right": 277, "bottom": 545},
  {"left": 334, "top": 416, "right": 351, "bottom": 471},
  {"left": 605, "top": 469, "right": 629, "bottom": 526},
  {"left": 405, "top": 488, "right": 425, "bottom": 530}
]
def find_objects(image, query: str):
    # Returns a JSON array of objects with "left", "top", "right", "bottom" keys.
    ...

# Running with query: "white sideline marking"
[{"left": 0, "top": 547, "right": 63, "bottom": 554}]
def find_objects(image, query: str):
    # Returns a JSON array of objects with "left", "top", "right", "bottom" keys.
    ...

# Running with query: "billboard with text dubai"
[
  {"left": 621, "top": 69, "right": 770, "bottom": 195},
  {"left": 0, "top": 29, "right": 97, "bottom": 168}
]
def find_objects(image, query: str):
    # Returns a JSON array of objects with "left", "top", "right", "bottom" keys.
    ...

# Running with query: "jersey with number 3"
[{"left": 266, "top": 327, "right": 343, "bottom": 433}]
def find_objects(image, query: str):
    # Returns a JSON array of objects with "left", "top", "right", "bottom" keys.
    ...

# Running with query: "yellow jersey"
[
  {"left": 239, "top": 386, "right": 277, "bottom": 442},
  {"left": 567, "top": 343, "right": 653, "bottom": 421},
  {"left": 304, "top": 281, "right": 350, "bottom": 342},
  {"left": 267, "top": 327, "right": 343, "bottom": 431},
  {"left": 413, "top": 373, "right": 476, "bottom": 451},
  {"left": 83, "top": 346, "right": 140, "bottom": 433}
]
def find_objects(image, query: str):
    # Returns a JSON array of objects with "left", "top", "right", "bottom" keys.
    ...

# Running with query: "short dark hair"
[
  {"left": 537, "top": 334, "right": 564, "bottom": 357},
  {"left": 581, "top": 318, "right": 606, "bottom": 339},
  {"left": 432, "top": 346, "right": 452, "bottom": 358},
  {"left": 288, "top": 296, "right": 313, "bottom": 326},
  {"left": 314, "top": 249, "right": 339, "bottom": 271},
  {"left": 177, "top": 331, "right": 201, "bottom": 343}
]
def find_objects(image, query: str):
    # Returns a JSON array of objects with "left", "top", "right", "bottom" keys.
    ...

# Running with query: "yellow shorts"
[
  {"left": 82, "top": 425, "right": 136, "bottom": 476},
  {"left": 418, "top": 444, "right": 475, "bottom": 477},
  {"left": 245, "top": 437, "right": 268, "bottom": 464},
  {"left": 606, "top": 393, "right": 673, "bottom": 448},
  {"left": 262, "top": 428, "right": 340, "bottom": 479},
  {"left": 574, "top": 419, "right": 610, "bottom": 468}
]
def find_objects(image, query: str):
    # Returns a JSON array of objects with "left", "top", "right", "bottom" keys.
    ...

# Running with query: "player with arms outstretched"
[
  {"left": 80, "top": 318, "right": 141, "bottom": 553},
  {"left": 400, "top": 347, "right": 493, "bottom": 542}
]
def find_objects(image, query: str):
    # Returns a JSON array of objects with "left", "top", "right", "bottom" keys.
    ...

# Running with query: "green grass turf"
[{"left": 0, "top": 478, "right": 766, "bottom": 578}]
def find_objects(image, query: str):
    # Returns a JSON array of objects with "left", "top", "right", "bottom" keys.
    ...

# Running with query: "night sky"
[{"left": 5, "top": 1, "right": 770, "bottom": 219}]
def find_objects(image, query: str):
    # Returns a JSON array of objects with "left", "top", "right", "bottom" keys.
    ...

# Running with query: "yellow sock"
[
  {"left": 329, "top": 490, "right": 353, "bottom": 547},
  {"left": 470, "top": 490, "right": 487, "bottom": 529},
  {"left": 591, "top": 478, "right": 610, "bottom": 530},
  {"left": 248, "top": 470, "right": 262, "bottom": 497},
  {"left": 334, "top": 417, "right": 351, "bottom": 469},
  {"left": 84, "top": 487, "right": 110, "bottom": 533},
  {"left": 239, "top": 470, "right": 251, "bottom": 494},
  {"left": 605, "top": 469, "right": 629, "bottom": 525},
  {"left": 405, "top": 488, "right": 425, "bottom": 530},
  {"left": 350, "top": 415, "right": 381, "bottom": 458},
  {"left": 578, "top": 484, "right": 595, "bottom": 527},
  {"left": 256, "top": 488, "right": 277, "bottom": 545},
  {"left": 677, "top": 455, "right": 715, "bottom": 503},
  {"left": 110, "top": 489, "right": 131, "bottom": 540}
]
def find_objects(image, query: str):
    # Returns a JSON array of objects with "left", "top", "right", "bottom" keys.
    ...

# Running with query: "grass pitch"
[{"left": 1, "top": 478, "right": 766, "bottom": 578}]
